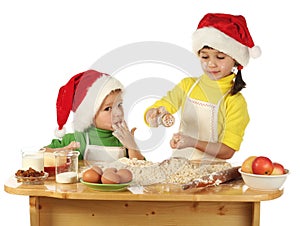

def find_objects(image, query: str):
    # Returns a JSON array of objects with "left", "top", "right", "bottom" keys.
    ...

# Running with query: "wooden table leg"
[
  {"left": 29, "top": 196, "right": 40, "bottom": 226},
  {"left": 252, "top": 202, "right": 260, "bottom": 226}
]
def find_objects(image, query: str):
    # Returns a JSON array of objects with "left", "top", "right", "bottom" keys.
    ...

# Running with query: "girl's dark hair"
[{"left": 231, "top": 66, "right": 246, "bottom": 95}]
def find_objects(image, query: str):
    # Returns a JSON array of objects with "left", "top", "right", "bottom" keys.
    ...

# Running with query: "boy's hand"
[
  {"left": 63, "top": 141, "right": 81, "bottom": 150},
  {"left": 112, "top": 121, "right": 139, "bottom": 150},
  {"left": 44, "top": 141, "right": 80, "bottom": 153}
]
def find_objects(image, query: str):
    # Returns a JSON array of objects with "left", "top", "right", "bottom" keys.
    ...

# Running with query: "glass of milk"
[
  {"left": 21, "top": 147, "right": 45, "bottom": 172},
  {"left": 54, "top": 150, "right": 79, "bottom": 184}
]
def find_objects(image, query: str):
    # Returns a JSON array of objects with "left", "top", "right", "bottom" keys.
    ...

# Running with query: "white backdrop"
[{"left": 1, "top": 1, "right": 299, "bottom": 225}]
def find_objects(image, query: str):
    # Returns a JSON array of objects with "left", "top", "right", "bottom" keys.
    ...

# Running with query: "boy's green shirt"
[{"left": 47, "top": 126, "right": 125, "bottom": 160}]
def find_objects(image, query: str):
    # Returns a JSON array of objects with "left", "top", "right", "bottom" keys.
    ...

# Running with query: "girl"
[
  {"left": 144, "top": 13, "right": 261, "bottom": 160},
  {"left": 45, "top": 69, "right": 144, "bottom": 162}
]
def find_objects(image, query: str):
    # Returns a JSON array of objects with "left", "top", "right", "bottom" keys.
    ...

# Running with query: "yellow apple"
[{"left": 241, "top": 156, "right": 257, "bottom": 173}]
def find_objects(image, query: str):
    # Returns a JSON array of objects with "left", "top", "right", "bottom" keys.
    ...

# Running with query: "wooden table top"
[{"left": 4, "top": 175, "right": 283, "bottom": 202}]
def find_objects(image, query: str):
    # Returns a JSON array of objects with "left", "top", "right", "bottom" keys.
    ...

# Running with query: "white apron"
[
  {"left": 172, "top": 78, "right": 227, "bottom": 161},
  {"left": 84, "top": 133, "right": 126, "bottom": 162}
]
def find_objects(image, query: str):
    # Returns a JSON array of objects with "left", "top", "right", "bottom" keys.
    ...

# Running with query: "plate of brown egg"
[{"left": 80, "top": 166, "right": 132, "bottom": 191}]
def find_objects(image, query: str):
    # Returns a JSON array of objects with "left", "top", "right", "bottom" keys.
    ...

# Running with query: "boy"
[{"left": 45, "top": 69, "right": 144, "bottom": 162}]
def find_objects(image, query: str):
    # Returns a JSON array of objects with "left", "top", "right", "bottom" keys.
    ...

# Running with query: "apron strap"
[
  {"left": 180, "top": 78, "right": 200, "bottom": 121},
  {"left": 84, "top": 133, "right": 90, "bottom": 159},
  {"left": 186, "top": 78, "right": 200, "bottom": 97}
]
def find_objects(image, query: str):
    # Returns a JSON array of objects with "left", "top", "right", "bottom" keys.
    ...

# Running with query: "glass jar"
[
  {"left": 54, "top": 150, "right": 79, "bottom": 184},
  {"left": 21, "top": 147, "right": 45, "bottom": 172}
]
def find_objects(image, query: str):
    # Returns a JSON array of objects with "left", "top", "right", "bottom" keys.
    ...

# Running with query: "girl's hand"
[
  {"left": 170, "top": 133, "right": 197, "bottom": 149},
  {"left": 146, "top": 106, "right": 168, "bottom": 127}
]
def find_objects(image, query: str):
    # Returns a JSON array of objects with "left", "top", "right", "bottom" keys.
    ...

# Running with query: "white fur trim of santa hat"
[
  {"left": 73, "top": 76, "right": 123, "bottom": 132},
  {"left": 192, "top": 27, "right": 261, "bottom": 66}
]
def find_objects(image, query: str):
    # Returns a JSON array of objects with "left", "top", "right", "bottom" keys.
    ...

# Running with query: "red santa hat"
[
  {"left": 192, "top": 13, "right": 261, "bottom": 66},
  {"left": 55, "top": 69, "right": 124, "bottom": 138}
]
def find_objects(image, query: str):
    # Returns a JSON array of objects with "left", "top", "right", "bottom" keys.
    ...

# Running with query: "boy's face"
[{"left": 93, "top": 90, "right": 124, "bottom": 131}]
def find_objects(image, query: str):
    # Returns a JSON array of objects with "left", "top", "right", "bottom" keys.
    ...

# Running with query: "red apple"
[
  {"left": 241, "top": 156, "right": 257, "bottom": 173},
  {"left": 271, "top": 162, "right": 285, "bottom": 175},
  {"left": 252, "top": 156, "right": 274, "bottom": 175}
]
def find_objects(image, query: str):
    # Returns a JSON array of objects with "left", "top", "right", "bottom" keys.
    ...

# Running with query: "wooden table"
[{"left": 4, "top": 171, "right": 283, "bottom": 226}]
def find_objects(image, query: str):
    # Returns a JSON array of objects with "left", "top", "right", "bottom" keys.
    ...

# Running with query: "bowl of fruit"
[{"left": 239, "top": 156, "right": 289, "bottom": 191}]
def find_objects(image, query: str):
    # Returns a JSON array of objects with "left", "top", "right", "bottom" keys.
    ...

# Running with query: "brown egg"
[
  {"left": 91, "top": 165, "right": 103, "bottom": 175},
  {"left": 82, "top": 168, "right": 101, "bottom": 183},
  {"left": 117, "top": 169, "right": 133, "bottom": 183},
  {"left": 101, "top": 171, "right": 121, "bottom": 184},
  {"left": 103, "top": 167, "right": 117, "bottom": 173}
]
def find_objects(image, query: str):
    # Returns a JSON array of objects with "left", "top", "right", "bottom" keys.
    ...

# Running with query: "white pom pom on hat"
[
  {"left": 55, "top": 127, "right": 66, "bottom": 139},
  {"left": 249, "top": 45, "right": 262, "bottom": 58},
  {"left": 54, "top": 70, "right": 123, "bottom": 138},
  {"left": 192, "top": 13, "right": 261, "bottom": 66}
]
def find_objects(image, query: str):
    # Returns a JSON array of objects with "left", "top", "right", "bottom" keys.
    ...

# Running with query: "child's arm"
[
  {"left": 170, "top": 133, "right": 235, "bottom": 160},
  {"left": 127, "top": 148, "right": 145, "bottom": 160},
  {"left": 125, "top": 127, "right": 145, "bottom": 160},
  {"left": 44, "top": 141, "right": 80, "bottom": 153}
]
